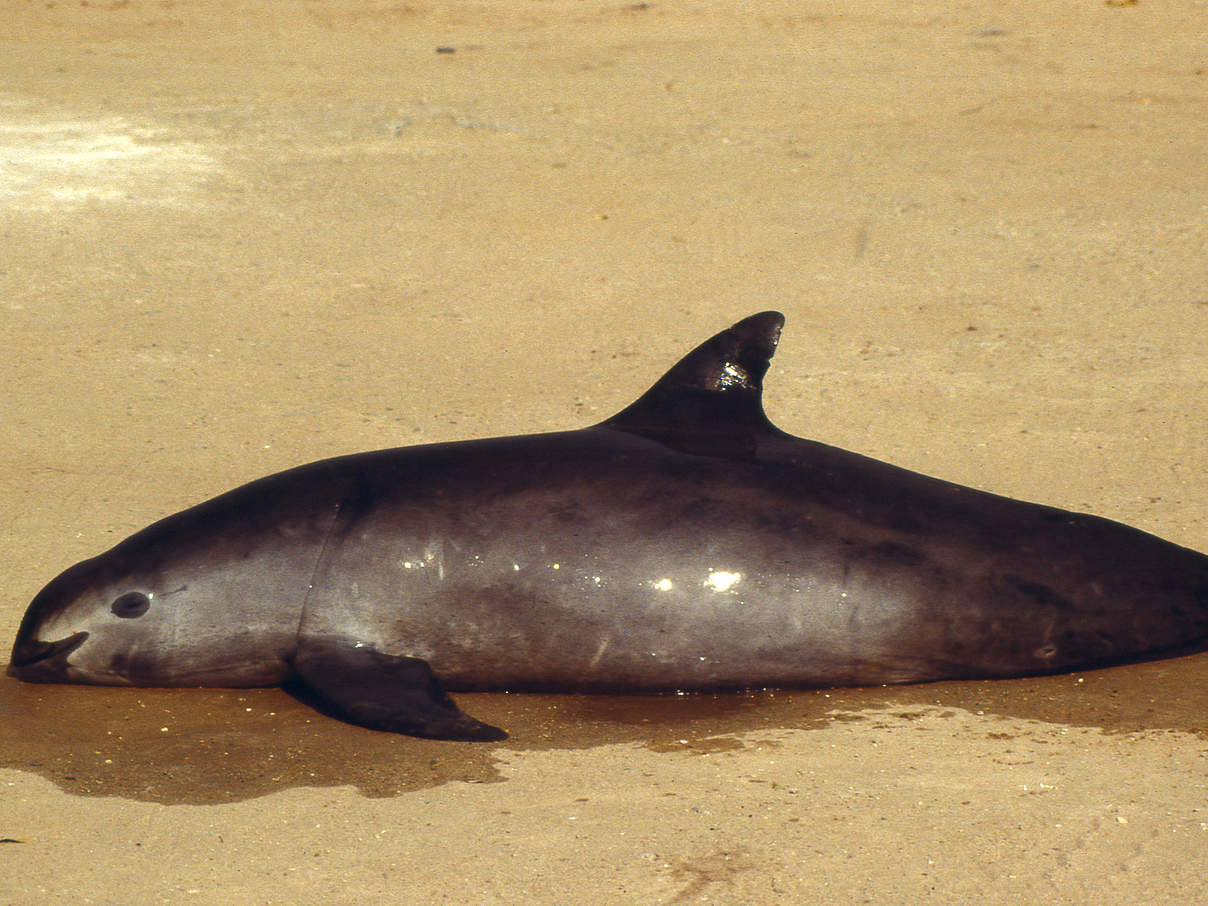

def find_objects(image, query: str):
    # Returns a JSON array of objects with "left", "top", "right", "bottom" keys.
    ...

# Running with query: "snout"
[{"left": 7, "top": 631, "right": 89, "bottom": 681}]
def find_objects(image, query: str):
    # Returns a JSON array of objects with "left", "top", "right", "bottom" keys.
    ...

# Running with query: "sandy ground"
[{"left": 1, "top": 0, "right": 1206, "bottom": 902}]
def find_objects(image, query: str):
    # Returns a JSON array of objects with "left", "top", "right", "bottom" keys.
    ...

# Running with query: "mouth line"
[{"left": 7, "top": 630, "right": 90, "bottom": 674}]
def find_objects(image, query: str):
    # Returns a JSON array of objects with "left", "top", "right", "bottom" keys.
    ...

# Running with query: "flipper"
[
  {"left": 601, "top": 310, "right": 786, "bottom": 455},
  {"left": 292, "top": 641, "right": 507, "bottom": 741}
]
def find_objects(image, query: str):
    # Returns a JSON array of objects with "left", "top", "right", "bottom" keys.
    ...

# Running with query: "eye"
[{"left": 111, "top": 592, "right": 151, "bottom": 619}]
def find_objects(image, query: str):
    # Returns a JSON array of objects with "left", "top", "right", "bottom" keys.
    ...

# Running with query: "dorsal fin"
[{"left": 600, "top": 311, "right": 785, "bottom": 454}]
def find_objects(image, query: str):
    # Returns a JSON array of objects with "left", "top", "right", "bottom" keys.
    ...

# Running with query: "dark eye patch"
[{"left": 111, "top": 591, "right": 151, "bottom": 619}]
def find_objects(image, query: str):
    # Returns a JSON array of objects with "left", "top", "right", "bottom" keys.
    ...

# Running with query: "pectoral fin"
[{"left": 292, "top": 641, "right": 506, "bottom": 741}]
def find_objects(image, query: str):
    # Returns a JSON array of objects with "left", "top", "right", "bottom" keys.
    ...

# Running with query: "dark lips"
[{"left": 7, "top": 631, "right": 90, "bottom": 679}]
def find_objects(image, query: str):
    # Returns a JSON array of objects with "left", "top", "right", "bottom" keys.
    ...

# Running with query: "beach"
[{"left": 2, "top": 2, "right": 1206, "bottom": 901}]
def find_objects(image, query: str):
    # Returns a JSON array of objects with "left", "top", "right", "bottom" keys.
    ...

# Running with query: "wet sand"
[{"left": 2, "top": 1, "right": 1206, "bottom": 902}]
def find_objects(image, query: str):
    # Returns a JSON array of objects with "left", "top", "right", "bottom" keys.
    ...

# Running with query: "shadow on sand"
[{"left": 3, "top": 649, "right": 1206, "bottom": 805}]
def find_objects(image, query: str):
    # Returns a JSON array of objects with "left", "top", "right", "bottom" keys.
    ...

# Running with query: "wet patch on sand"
[{"left": 2, "top": 649, "right": 1205, "bottom": 805}]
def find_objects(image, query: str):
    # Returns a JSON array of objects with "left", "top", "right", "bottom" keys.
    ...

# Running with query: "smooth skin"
[{"left": 10, "top": 313, "right": 1208, "bottom": 739}]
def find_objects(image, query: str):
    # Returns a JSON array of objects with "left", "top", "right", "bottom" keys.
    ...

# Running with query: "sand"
[{"left": 1, "top": 1, "right": 1206, "bottom": 902}]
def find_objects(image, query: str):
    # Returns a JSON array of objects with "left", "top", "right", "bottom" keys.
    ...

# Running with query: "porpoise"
[{"left": 9, "top": 312, "right": 1208, "bottom": 739}]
